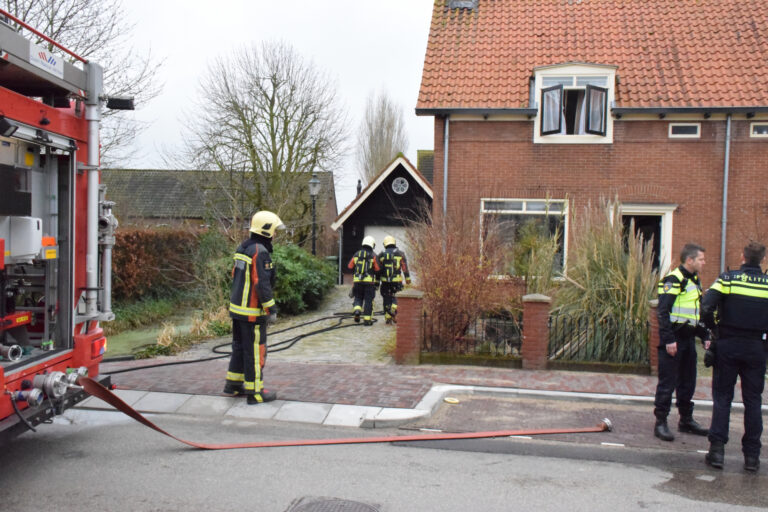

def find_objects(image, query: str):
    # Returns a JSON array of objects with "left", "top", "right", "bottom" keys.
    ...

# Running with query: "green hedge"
[{"left": 273, "top": 244, "right": 336, "bottom": 315}]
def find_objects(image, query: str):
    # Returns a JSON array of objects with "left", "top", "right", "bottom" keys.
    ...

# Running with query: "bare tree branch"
[
  {"left": 3, "top": 0, "right": 164, "bottom": 166},
  {"left": 179, "top": 40, "right": 347, "bottom": 246},
  {"left": 355, "top": 90, "right": 409, "bottom": 183}
]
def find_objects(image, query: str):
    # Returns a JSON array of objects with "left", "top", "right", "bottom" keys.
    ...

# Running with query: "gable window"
[
  {"left": 669, "top": 123, "right": 700, "bottom": 138},
  {"left": 481, "top": 198, "right": 567, "bottom": 276},
  {"left": 534, "top": 64, "right": 616, "bottom": 144},
  {"left": 750, "top": 122, "right": 768, "bottom": 138}
]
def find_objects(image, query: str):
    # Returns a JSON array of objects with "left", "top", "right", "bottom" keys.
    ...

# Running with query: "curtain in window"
[
  {"left": 586, "top": 85, "right": 607, "bottom": 136},
  {"left": 541, "top": 85, "right": 563, "bottom": 135}
]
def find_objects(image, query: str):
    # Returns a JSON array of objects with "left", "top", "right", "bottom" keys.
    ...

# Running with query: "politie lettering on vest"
[{"left": 224, "top": 210, "right": 284, "bottom": 405}]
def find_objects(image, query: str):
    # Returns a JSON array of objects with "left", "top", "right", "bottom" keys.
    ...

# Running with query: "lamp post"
[{"left": 308, "top": 173, "right": 321, "bottom": 256}]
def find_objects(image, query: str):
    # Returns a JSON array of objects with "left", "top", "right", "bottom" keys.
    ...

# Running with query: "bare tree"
[
  {"left": 182, "top": 40, "right": 347, "bottom": 244},
  {"left": 2, "top": 0, "right": 162, "bottom": 166},
  {"left": 355, "top": 90, "right": 408, "bottom": 183}
]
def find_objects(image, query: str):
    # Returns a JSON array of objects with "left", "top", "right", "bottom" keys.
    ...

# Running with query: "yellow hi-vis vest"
[{"left": 658, "top": 267, "right": 701, "bottom": 325}]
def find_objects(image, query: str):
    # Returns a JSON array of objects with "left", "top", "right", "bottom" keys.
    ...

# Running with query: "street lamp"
[{"left": 308, "top": 173, "right": 322, "bottom": 255}]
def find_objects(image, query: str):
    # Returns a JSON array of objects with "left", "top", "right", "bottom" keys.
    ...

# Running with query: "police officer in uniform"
[
  {"left": 377, "top": 236, "right": 412, "bottom": 324},
  {"left": 347, "top": 236, "right": 380, "bottom": 325},
  {"left": 224, "top": 211, "right": 283, "bottom": 404},
  {"left": 653, "top": 243, "right": 711, "bottom": 441},
  {"left": 701, "top": 241, "right": 768, "bottom": 472}
]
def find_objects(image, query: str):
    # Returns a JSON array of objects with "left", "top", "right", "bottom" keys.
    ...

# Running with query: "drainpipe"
[
  {"left": 85, "top": 62, "right": 103, "bottom": 319},
  {"left": 337, "top": 225, "right": 343, "bottom": 285},
  {"left": 720, "top": 114, "right": 731, "bottom": 274},
  {"left": 442, "top": 115, "right": 450, "bottom": 217}
]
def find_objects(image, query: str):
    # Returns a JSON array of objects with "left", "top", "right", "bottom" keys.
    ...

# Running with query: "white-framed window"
[
  {"left": 481, "top": 198, "right": 568, "bottom": 275},
  {"left": 750, "top": 122, "right": 768, "bottom": 138},
  {"left": 619, "top": 203, "right": 677, "bottom": 273},
  {"left": 668, "top": 123, "right": 700, "bottom": 138},
  {"left": 534, "top": 63, "right": 617, "bottom": 144}
]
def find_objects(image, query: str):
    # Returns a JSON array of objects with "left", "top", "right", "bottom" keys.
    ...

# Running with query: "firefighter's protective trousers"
[
  {"left": 227, "top": 318, "right": 267, "bottom": 394},
  {"left": 226, "top": 236, "right": 275, "bottom": 395}
]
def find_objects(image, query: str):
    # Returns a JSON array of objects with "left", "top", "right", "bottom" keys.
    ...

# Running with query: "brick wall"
[{"left": 432, "top": 117, "right": 768, "bottom": 286}]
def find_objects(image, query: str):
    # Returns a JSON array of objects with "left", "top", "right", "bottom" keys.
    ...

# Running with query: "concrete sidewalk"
[{"left": 77, "top": 355, "right": 747, "bottom": 429}]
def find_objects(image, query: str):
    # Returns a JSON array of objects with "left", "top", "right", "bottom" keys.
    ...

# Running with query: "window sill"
[{"left": 534, "top": 134, "right": 613, "bottom": 144}]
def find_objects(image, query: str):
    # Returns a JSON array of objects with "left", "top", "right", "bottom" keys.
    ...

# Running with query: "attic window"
[
  {"left": 540, "top": 77, "right": 608, "bottom": 136},
  {"left": 534, "top": 65, "right": 616, "bottom": 144}
]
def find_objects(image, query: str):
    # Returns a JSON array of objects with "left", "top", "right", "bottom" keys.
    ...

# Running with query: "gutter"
[{"left": 612, "top": 106, "right": 768, "bottom": 116}]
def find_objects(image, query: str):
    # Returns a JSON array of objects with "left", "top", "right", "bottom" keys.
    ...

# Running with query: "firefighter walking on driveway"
[
  {"left": 377, "top": 236, "right": 411, "bottom": 324},
  {"left": 224, "top": 211, "right": 283, "bottom": 405},
  {"left": 348, "top": 236, "right": 380, "bottom": 325},
  {"left": 701, "top": 241, "right": 768, "bottom": 473},
  {"left": 653, "top": 243, "right": 711, "bottom": 442}
]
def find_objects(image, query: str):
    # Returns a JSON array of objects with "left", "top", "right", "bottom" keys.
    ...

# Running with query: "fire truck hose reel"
[
  {"left": 79, "top": 377, "right": 613, "bottom": 451},
  {"left": 0, "top": 344, "right": 22, "bottom": 361}
]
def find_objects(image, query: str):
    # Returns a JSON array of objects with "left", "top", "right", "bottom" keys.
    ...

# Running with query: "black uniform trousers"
[
  {"left": 380, "top": 282, "right": 402, "bottom": 315},
  {"left": 227, "top": 317, "right": 267, "bottom": 394},
  {"left": 709, "top": 336, "right": 767, "bottom": 458},
  {"left": 653, "top": 332, "right": 698, "bottom": 421},
  {"left": 352, "top": 283, "right": 376, "bottom": 320}
]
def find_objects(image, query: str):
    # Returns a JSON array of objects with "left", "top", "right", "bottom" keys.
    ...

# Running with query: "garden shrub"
[{"left": 273, "top": 244, "right": 336, "bottom": 314}]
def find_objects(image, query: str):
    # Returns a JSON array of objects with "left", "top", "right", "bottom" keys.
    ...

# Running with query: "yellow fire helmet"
[
  {"left": 249, "top": 210, "right": 285, "bottom": 238},
  {"left": 382, "top": 235, "right": 396, "bottom": 248},
  {"left": 362, "top": 236, "right": 376, "bottom": 250}
]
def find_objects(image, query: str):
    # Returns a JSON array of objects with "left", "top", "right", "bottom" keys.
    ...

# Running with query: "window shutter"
[
  {"left": 585, "top": 85, "right": 608, "bottom": 136},
  {"left": 540, "top": 84, "right": 563, "bottom": 136}
]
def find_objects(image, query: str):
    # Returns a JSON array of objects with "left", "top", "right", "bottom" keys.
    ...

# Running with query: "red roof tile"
[{"left": 417, "top": 0, "right": 768, "bottom": 109}]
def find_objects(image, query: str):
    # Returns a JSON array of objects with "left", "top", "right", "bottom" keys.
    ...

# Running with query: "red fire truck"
[{"left": 0, "top": 10, "right": 130, "bottom": 441}]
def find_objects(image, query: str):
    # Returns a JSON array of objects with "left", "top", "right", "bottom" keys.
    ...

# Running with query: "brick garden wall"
[{"left": 431, "top": 117, "right": 768, "bottom": 287}]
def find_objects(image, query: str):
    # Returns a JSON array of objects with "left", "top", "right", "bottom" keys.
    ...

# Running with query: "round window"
[{"left": 392, "top": 177, "right": 409, "bottom": 195}]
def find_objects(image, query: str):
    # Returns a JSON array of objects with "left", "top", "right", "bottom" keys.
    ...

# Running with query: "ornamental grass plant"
[{"left": 552, "top": 199, "right": 658, "bottom": 363}]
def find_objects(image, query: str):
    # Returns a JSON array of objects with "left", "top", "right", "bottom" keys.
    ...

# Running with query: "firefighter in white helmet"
[
  {"left": 377, "top": 235, "right": 411, "bottom": 324},
  {"left": 347, "top": 236, "right": 380, "bottom": 325},
  {"left": 224, "top": 210, "right": 283, "bottom": 404}
]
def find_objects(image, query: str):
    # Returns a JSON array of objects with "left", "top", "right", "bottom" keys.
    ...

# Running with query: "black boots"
[
  {"left": 247, "top": 389, "right": 277, "bottom": 404},
  {"left": 705, "top": 441, "right": 725, "bottom": 469},
  {"left": 744, "top": 455, "right": 760, "bottom": 473},
  {"left": 223, "top": 383, "right": 244, "bottom": 396},
  {"left": 678, "top": 416, "right": 709, "bottom": 436},
  {"left": 654, "top": 420, "right": 675, "bottom": 442}
]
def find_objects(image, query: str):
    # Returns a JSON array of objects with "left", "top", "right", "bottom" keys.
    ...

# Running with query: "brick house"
[{"left": 416, "top": 0, "right": 768, "bottom": 285}]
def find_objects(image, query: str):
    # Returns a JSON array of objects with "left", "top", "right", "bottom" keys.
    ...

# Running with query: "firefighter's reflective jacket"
[
  {"left": 701, "top": 264, "right": 768, "bottom": 339},
  {"left": 229, "top": 238, "right": 276, "bottom": 321},
  {"left": 657, "top": 266, "right": 704, "bottom": 346},
  {"left": 378, "top": 247, "right": 411, "bottom": 284},
  {"left": 347, "top": 247, "right": 380, "bottom": 284}
]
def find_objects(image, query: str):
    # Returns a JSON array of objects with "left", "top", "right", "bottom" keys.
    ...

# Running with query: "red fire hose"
[{"left": 79, "top": 377, "right": 613, "bottom": 450}]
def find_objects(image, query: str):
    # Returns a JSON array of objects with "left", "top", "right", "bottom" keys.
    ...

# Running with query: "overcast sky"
[{"left": 121, "top": 0, "right": 435, "bottom": 212}]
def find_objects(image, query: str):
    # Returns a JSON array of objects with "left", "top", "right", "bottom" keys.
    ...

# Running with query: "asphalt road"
[{"left": 1, "top": 408, "right": 766, "bottom": 511}]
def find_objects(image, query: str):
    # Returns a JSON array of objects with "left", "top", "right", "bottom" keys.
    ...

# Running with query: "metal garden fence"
[
  {"left": 422, "top": 311, "right": 522, "bottom": 356},
  {"left": 548, "top": 312, "right": 649, "bottom": 364}
]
